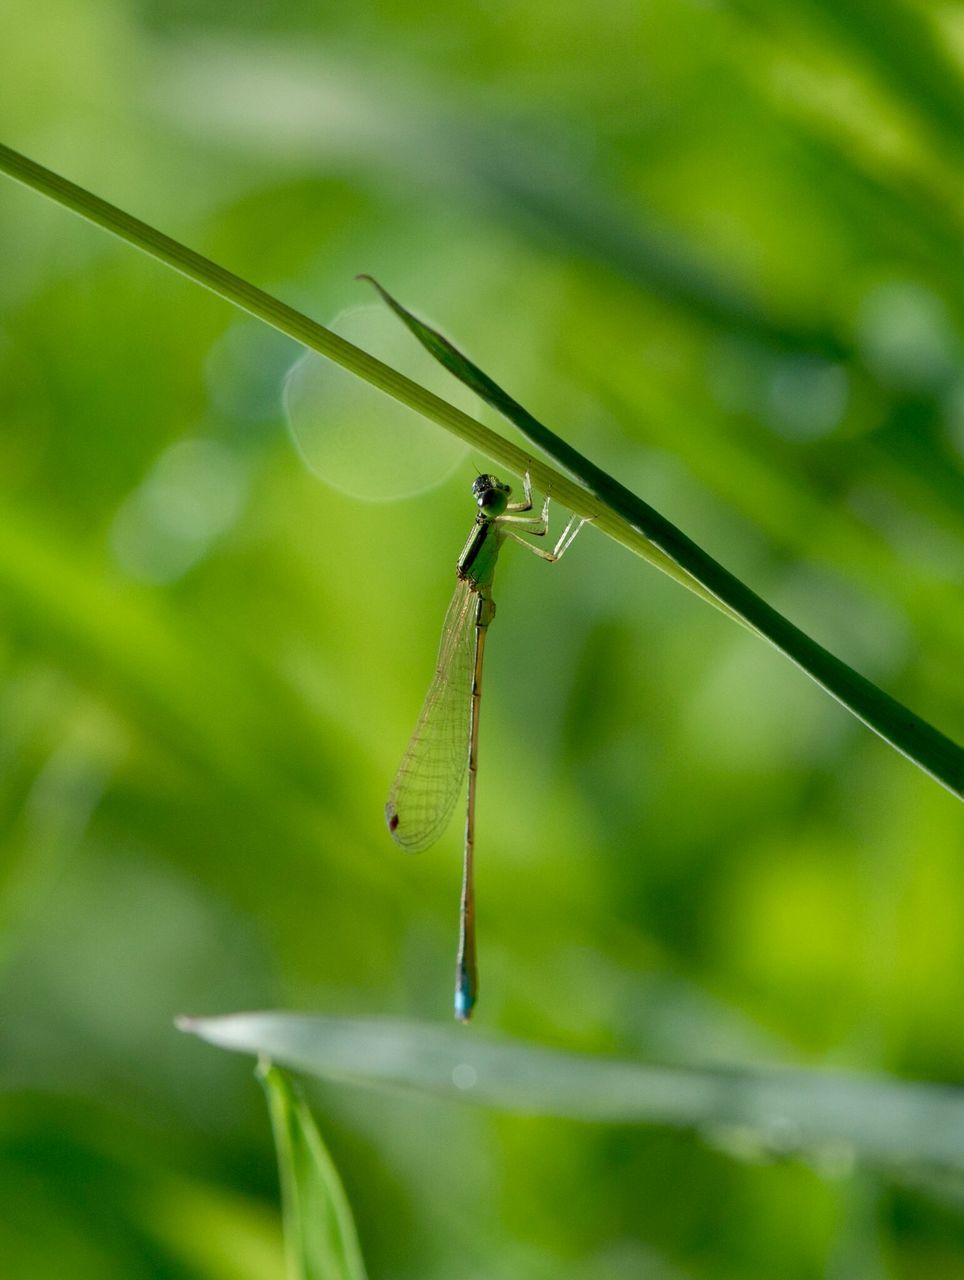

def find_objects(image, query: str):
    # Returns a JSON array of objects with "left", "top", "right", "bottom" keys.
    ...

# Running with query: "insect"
[{"left": 386, "top": 471, "right": 585, "bottom": 1021}]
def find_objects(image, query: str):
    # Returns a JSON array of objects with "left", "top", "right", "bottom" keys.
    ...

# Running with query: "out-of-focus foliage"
[
  {"left": 259, "top": 1063, "right": 367, "bottom": 1280},
  {"left": 1, "top": 1, "right": 963, "bottom": 1277}
]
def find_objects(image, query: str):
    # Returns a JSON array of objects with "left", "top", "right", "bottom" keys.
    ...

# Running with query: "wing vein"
[{"left": 386, "top": 577, "right": 478, "bottom": 851}]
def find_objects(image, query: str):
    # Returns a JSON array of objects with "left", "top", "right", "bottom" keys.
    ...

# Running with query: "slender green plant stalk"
[
  {"left": 0, "top": 141, "right": 961, "bottom": 796},
  {"left": 258, "top": 1060, "right": 368, "bottom": 1280}
]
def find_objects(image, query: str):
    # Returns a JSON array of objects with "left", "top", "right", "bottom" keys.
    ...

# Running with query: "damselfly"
[{"left": 386, "top": 472, "right": 585, "bottom": 1021}]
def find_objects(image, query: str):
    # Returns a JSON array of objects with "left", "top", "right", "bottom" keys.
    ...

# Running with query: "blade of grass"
[
  {"left": 0, "top": 144, "right": 708, "bottom": 601},
  {"left": 0, "top": 141, "right": 960, "bottom": 795},
  {"left": 181, "top": 1014, "right": 964, "bottom": 1173},
  {"left": 258, "top": 1060, "right": 368, "bottom": 1280},
  {"left": 363, "top": 277, "right": 964, "bottom": 797}
]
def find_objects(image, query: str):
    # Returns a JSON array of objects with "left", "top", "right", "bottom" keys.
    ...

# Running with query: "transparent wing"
[{"left": 386, "top": 577, "right": 478, "bottom": 852}]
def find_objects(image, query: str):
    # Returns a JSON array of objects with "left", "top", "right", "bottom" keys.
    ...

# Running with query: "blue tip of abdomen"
[{"left": 454, "top": 976, "right": 476, "bottom": 1023}]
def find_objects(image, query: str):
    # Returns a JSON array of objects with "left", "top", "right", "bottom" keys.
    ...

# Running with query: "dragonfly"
[{"left": 386, "top": 471, "right": 586, "bottom": 1022}]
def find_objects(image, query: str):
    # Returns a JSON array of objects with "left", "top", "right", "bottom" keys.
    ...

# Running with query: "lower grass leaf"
[
  {"left": 181, "top": 1014, "right": 964, "bottom": 1175},
  {"left": 257, "top": 1060, "right": 368, "bottom": 1280}
]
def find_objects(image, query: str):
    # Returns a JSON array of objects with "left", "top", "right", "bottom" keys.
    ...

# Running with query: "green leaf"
[
  {"left": 182, "top": 1014, "right": 964, "bottom": 1174},
  {"left": 257, "top": 1060, "right": 368, "bottom": 1280},
  {"left": 0, "top": 141, "right": 959, "bottom": 795},
  {"left": 362, "top": 276, "right": 964, "bottom": 799}
]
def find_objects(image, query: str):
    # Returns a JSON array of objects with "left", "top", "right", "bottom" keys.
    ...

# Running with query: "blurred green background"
[{"left": 2, "top": 0, "right": 964, "bottom": 1276}]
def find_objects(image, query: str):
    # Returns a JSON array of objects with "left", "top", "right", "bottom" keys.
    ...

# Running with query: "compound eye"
[
  {"left": 480, "top": 488, "right": 509, "bottom": 517},
  {"left": 472, "top": 474, "right": 511, "bottom": 516}
]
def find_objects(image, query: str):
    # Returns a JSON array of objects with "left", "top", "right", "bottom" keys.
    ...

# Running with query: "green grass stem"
[
  {"left": 1, "top": 140, "right": 960, "bottom": 796},
  {"left": 258, "top": 1061, "right": 368, "bottom": 1280}
]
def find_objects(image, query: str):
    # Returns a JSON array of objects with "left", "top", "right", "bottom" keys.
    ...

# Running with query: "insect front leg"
[
  {"left": 506, "top": 469, "right": 534, "bottom": 513},
  {"left": 505, "top": 509, "right": 588, "bottom": 562},
  {"left": 499, "top": 476, "right": 552, "bottom": 534}
]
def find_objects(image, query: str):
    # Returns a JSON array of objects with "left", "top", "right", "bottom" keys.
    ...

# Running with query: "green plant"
[{"left": 0, "top": 141, "right": 960, "bottom": 796}]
